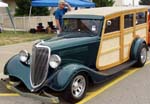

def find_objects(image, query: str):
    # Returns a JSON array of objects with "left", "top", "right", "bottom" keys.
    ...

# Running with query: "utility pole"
[{"left": 133, "top": 0, "right": 135, "bottom": 6}]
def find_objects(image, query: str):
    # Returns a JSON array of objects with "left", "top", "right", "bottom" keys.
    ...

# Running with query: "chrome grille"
[{"left": 30, "top": 44, "right": 50, "bottom": 88}]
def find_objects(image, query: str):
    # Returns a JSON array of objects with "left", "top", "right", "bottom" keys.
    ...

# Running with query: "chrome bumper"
[{"left": 1, "top": 79, "right": 59, "bottom": 104}]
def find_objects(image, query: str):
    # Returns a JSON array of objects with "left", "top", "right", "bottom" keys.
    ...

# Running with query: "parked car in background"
[
  {"left": 148, "top": 8, "right": 150, "bottom": 45},
  {"left": 2, "top": 6, "right": 149, "bottom": 103}
]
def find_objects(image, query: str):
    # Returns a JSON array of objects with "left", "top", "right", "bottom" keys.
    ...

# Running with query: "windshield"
[{"left": 61, "top": 18, "right": 102, "bottom": 37}]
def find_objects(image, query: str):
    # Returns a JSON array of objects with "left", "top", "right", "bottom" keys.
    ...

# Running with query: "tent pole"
[
  {"left": 6, "top": 7, "right": 16, "bottom": 33},
  {"left": 29, "top": 6, "right": 32, "bottom": 32}
]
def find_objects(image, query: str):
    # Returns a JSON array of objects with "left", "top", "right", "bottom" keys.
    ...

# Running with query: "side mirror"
[
  {"left": 107, "top": 20, "right": 112, "bottom": 26},
  {"left": 136, "top": 20, "right": 138, "bottom": 25}
]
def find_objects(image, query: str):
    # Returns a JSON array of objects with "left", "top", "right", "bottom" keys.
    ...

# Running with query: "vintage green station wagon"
[{"left": 2, "top": 7, "right": 149, "bottom": 103}]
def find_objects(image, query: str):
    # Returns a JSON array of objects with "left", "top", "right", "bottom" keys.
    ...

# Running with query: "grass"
[{"left": 0, "top": 31, "right": 54, "bottom": 46}]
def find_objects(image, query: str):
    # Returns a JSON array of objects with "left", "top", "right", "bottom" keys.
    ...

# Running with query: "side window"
[
  {"left": 124, "top": 14, "right": 133, "bottom": 28},
  {"left": 136, "top": 12, "right": 147, "bottom": 25},
  {"left": 105, "top": 17, "right": 120, "bottom": 33}
]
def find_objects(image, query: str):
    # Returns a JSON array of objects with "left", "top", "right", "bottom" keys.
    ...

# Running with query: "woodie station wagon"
[{"left": 2, "top": 7, "right": 149, "bottom": 103}]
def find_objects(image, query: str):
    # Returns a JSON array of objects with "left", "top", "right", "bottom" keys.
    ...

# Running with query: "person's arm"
[
  {"left": 65, "top": 2, "right": 72, "bottom": 11},
  {"left": 55, "top": 19, "right": 62, "bottom": 32}
]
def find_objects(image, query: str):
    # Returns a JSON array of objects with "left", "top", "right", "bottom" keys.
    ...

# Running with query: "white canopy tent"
[
  {"left": 0, "top": 1, "right": 8, "bottom": 7},
  {"left": 0, "top": 1, "right": 15, "bottom": 32}
]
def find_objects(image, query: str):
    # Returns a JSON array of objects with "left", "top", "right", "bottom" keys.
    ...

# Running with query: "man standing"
[{"left": 54, "top": 0, "right": 72, "bottom": 33}]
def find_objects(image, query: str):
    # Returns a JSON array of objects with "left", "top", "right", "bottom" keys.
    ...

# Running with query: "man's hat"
[{"left": 59, "top": 0, "right": 65, "bottom": 4}]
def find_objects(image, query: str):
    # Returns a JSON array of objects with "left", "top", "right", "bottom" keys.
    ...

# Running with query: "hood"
[{"left": 41, "top": 36, "right": 99, "bottom": 51}]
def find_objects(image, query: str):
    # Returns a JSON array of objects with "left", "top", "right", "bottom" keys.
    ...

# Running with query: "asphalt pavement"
[
  {"left": 0, "top": 42, "right": 150, "bottom": 104},
  {"left": 86, "top": 64, "right": 150, "bottom": 104}
]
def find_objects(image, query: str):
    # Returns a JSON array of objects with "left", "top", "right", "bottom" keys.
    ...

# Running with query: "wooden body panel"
[
  {"left": 97, "top": 33, "right": 120, "bottom": 69},
  {"left": 136, "top": 25, "right": 147, "bottom": 41},
  {"left": 123, "top": 29, "right": 134, "bottom": 60},
  {"left": 96, "top": 8, "right": 148, "bottom": 71}
]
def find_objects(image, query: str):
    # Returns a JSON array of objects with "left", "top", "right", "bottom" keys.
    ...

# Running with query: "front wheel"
[
  {"left": 135, "top": 43, "right": 147, "bottom": 67},
  {"left": 63, "top": 73, "right": 88, "bottom": 103}
]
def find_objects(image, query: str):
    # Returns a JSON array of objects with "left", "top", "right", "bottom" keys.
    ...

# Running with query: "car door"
[{"left": 96, "top": 16, "right": 122, "bottom": 70}]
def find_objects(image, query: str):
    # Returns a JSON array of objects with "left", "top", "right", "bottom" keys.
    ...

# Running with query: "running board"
[{"left": 99, "top": 60, "right": 137, "bottom": 76}]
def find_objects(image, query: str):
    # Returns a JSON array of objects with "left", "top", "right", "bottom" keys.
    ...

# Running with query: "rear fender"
[{"left": 130, "top": 38, "right": 148, "bottom": 60}]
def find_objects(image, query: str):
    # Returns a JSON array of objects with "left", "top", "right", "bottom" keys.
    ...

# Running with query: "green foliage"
[
  {"left": 93, "top": 0, "right": 115, "bottom": 7},
  {"left": 139, "top": 0, "right": 150, "bottom": 5},
  {"left": 15, "top": 0, "right": 30, "bottom": 16},
  {"left": 31, "top": 7, "right": 50, "bottom": 16},
  {"left": 15, "top": 0, "right": 50, "bottom": 16}
]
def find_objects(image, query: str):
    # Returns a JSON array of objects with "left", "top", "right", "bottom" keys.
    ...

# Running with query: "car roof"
[{"left": 65, "top": 6, "right": 148, "bottom": 17}]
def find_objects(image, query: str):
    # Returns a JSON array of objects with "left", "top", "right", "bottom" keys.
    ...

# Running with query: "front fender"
[
  {"left": 46, "top": 64, "right": 87, "bottom": 91},
  {"left": 46, "top": 63, "right": 107, "bottom": 91},
  {"left": 4, "top": 55, "right": 33, "bottom": 90}
]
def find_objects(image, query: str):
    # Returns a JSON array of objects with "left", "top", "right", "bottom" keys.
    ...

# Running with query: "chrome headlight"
[
  {"left": 19, "top": 50, "right": 30, "bottom": 63},
  {"left": 49, "top": 54, "right": 61, "bottom": 69}
]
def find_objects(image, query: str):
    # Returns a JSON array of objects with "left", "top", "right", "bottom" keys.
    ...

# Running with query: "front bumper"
[{"left": 1, "top": 79, "right": 59, "bottom": 104}]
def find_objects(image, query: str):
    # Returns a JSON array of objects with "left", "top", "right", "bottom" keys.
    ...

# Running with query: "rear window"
[
  {"left": 136, "top": 12, "right": 147, "bottom": 25},
  {"left": 124, "top": 14, "right": 133, "bottom": 28}
]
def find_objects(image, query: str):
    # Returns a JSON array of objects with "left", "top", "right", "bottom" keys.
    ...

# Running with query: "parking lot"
[{"left": 0, "top": 42, "right": 150, "bottom": 104}]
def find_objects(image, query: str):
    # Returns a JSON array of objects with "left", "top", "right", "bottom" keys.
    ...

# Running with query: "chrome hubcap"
[
  {"left": 71, "top": 75, "right": 86, "bottom": 98},
  {"left": 140, "top": 47, "right": 147, "bottom": 64}
]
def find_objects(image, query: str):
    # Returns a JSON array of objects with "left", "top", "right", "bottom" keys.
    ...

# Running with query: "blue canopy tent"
[
  {"left": 28, "top": 0, "right": 95, "bottom": 29},
  {"left": 31, "top": 0, "right": 95, "bottom": 7},
  {"left": 30, "top": 0, "right": 95, "bottom": 15}
]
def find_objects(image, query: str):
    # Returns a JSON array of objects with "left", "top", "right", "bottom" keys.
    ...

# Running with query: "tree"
[
  {"left": 93, "top": 0, "right": 115, "bottom": 7},
  {"left": 139, "top": 0, "right": 150, "bottom": 5},
  {"left": 15, "top": 0, "right": 50, "bottom": 16}
]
